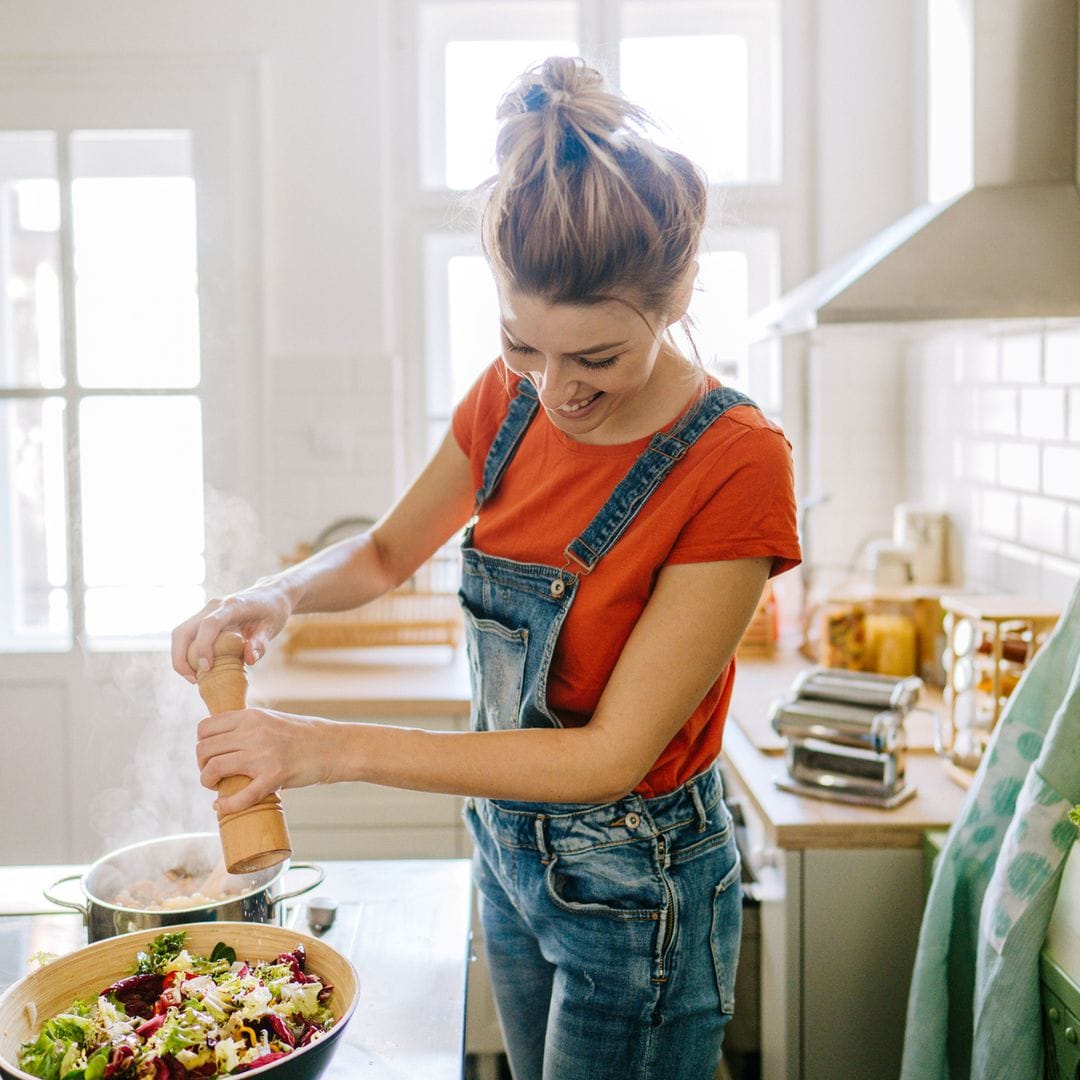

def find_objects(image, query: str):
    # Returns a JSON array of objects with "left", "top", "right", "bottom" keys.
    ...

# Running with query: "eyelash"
[{"left": 503, "top": 341, "right": 619, "bottom": 370}]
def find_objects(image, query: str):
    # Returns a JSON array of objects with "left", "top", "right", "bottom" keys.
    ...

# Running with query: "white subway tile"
[
  {"left": 1041, "top": 555, "right": 1080, "bottom": 607},
  {"left": 1019, "top": 496, "right": 1067, "bottom": 550},
  {"left": 966, "top": 537, "right": 999, "bottom": 588},
  {"left": 1000, "top": 334, "right": 1041, "bottom": 382},
  {"left": 959, "top": 337, "right": 999, "bottom": 383},
  {"left": 965, "top": 439, "right": 999, "bottom": 483},
  {"left": 1070, "top": 389, "right": 1080, "bottom": 443},
  {"left": 977, "top": 387, "right": 1018, "bottom": 436},
  {"left": 1043, "top": 446, "right": 1080, "bottom": 499},
  {"left": 997, "top": 442, "right": 1040, "bottom": 491},
  {"left": 979, "top": 490, "right": 1018, "bottom": 539},
  {"left": 1045, "top": 328, "right": 1080, "bottom": 384},
  {"left": 997, "top": 542, "right": 1043, "bottom": 595},
  {"left": 1020, "top": 386, "right": 1066, "bottom": 440}
]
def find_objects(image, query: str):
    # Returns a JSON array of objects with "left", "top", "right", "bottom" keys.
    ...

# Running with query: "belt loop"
[
  {"left": 534, "top": 816, "right": 550, "bottom": 860},
  {"left": 689, "top": 781, "right": 709, "bottom": 833}
]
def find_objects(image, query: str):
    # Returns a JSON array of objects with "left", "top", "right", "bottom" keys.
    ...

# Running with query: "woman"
[{"left": 173, "top": 56, "right": 800, "bottom": 1080}]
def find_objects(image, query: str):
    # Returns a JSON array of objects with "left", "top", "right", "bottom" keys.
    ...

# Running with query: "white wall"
[{"left": 798, "top": 0, "right": 925, "bottom": 571}]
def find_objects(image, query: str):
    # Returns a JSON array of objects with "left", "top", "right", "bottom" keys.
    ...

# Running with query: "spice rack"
[{"left": 938, "top": 594, "right": 1060, "bottom": 777}]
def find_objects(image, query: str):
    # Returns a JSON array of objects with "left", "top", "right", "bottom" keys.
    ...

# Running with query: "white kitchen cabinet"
[
  {"left": 728, "top": 761, "right": 927, "bottom": 1079},
  {"left": 722, "top": 656, "right": 967, "bottom": 1080},
  {"left": 279, "top": 714, "right": 470, "bottom": 861}
]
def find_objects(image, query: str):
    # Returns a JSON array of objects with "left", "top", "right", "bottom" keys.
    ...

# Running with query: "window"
[
  {"left": 400, "top": 0, "right": 793, "bottom": 461},
  {"left": 0, "top": 129, "right": 205, "bottom": 650}
]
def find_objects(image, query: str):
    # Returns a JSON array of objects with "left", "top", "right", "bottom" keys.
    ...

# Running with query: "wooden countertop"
[
  {"left": 249, "top": 644, "right": 471, "bottom": 718},
  {"left": 0, "top": 859, "right": 472, "bottom": 1080},
  {"left": 724, "top": 652, "right": 968, "bottom": 850}
]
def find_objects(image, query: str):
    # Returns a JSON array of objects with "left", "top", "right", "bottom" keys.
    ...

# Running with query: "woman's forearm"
[
  {"left": 261, "top": 531, "right": 398, "bottom": 616},
  {"left": 323, "top": 722, "right": 640, "bottom": 806}
]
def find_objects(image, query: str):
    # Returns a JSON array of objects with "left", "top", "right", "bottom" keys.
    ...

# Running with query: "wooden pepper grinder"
[{"left": 190, "top": 630, "right": 292, "bottom": 873}]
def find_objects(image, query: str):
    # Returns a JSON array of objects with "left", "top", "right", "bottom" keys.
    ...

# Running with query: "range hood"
[{"left": 753, "top": 0, "right": 1080, "bottom": 336}]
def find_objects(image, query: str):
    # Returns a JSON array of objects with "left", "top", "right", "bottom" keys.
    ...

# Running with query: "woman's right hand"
[{"left": 171, "top": 579, "right": 294, "bottom": 683}]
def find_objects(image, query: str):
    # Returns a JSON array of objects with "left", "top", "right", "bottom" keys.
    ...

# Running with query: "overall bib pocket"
[{"left": 461, "top": 601, "right": 528, "bottom": 731}]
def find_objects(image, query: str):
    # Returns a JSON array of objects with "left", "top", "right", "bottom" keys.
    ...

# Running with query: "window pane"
[
  {"left": 71, "top": 131, "right": 200, "bottom": 389},
  {"left": 620, "top": 36, "right": 749, "bottom": 183},
  {"left": 447, "top": 255, "right": 500, "bottom": 402},
  {"left": 80, "top": 395, "right": 204, "bottom": 641},
  {"left": 0, "top": 132, "right": 64, "bottom": 389},
  {"left": 688, "top": 250, "right": 749, "bottom": 387},
  {"left": 0, "top": 397, "right": 70, "bottom": 650},
  {"left": 444, "top": 39, "right": 578, "bottom": 189}
]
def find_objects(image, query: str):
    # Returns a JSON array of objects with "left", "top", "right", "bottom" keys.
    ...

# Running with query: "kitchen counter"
[
  {"left": 726, "top": 653, "right": 968, "bottom": 849},
  {"left": 0, "top": 859, "right": 472, "bottom": 1080}
]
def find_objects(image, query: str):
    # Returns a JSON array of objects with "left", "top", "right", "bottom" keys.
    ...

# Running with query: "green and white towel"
[{"left": 901, "top": 578, "right": 1080, "bottom": 1080}]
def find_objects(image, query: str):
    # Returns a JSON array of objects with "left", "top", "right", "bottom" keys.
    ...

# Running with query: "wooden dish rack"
[{"left": 280, "top": 519, "right": 463, "bottom": 656}]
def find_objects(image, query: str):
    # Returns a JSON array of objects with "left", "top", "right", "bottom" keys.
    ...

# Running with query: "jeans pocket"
[
  {"left": 544, "top": 846, "right": 664, "bottom": 920},
  {"left": 709, "top": 855, "right": 743, "bottom": 1015},
  {"left": 460, "top": 602, "right": 527, "bottom": 732}
]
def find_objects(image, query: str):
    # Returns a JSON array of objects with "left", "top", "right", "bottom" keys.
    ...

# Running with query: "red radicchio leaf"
[
  {"left": 135, "top": 1012, "right": 167, "bottom": 1039},
  {"left": 104, "top": 1044, "right": 136, "bottom": 1078},
  {"left": 258, "top": 1013, "right": 296, "bottom": 1048},
  {"left": 100, "top": 973, "right": 165, "bottom": 1020}
]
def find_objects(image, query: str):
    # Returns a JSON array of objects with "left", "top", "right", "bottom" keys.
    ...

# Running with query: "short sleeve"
[{"left": 667, "top": 418, "right": 802, "bottom": 577}]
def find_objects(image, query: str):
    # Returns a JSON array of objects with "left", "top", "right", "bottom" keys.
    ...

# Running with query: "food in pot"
[
  {"left": 110, "top": 864, "right": 242, "bottom": 912},
  {"left": 18, "top": 930, "right": 337, "bottom": 1078}
]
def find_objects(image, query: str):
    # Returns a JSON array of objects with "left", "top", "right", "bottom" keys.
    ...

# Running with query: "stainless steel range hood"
[{"left": 753, "top": 0, "right": 1080, "bottom": 336}]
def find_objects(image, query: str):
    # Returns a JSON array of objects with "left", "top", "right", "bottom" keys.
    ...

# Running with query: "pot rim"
[{"left": 80, "top": 831, "right": 287, "bottom": 914}]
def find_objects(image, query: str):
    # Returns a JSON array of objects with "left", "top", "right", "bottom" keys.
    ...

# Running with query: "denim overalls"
[{"left": 461, "top": 379, "right": 754, "bottom": 1080}]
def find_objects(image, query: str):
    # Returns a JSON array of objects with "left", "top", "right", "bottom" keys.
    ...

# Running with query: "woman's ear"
[{"left": 666, "top": 260, "right": 699, "bottom": 327}]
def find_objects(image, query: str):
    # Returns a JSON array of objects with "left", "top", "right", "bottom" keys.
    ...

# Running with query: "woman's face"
[{"left": 497, "top": 287, "right": 675, "bottom": 444}]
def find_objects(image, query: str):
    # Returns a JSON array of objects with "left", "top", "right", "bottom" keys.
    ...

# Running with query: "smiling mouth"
[{"left": 556, "top": 391, "right": 603, "bottom": 415}]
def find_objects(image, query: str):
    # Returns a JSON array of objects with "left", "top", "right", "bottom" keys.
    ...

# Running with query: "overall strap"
[
  {"left": 475, "top": 378, "right": 541, "bottom": 507},
  {"left": 564, "top": 385, "right": 757, "bottom": 573}
]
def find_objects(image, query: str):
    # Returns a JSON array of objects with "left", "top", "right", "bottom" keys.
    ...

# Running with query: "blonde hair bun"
[{"left": 483, "top": 56, "right": 707, "bottom": 318}]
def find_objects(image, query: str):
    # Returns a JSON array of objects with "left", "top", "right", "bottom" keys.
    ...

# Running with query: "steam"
[{"left": 85, "top": 484, "right": 276, "bottom": 858}]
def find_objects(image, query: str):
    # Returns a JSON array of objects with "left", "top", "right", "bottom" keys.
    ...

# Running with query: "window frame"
[
  {"left": 0, "top": 55, "right": 263, "bottom": 651},
  {"left": 391, "top": 0, "right": 812, "bottom": 472}
]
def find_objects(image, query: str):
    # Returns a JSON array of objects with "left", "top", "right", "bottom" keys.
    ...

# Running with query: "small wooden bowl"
[{"left": 0, "top": 922, "right": 359, "bottom": 1080}]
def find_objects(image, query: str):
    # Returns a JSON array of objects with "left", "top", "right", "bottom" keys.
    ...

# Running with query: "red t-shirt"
[{"left": 452, "top": 361, "right": 801, "bottom": 796}]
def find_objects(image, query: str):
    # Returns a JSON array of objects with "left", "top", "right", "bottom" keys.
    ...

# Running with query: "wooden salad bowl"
[{"left": 0, "top": 921, "right": 359, "bottom": 1080}]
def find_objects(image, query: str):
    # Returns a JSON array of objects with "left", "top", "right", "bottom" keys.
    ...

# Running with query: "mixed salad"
[{"left": 18, "top": 931, "right": 337, "bottom": 1079}]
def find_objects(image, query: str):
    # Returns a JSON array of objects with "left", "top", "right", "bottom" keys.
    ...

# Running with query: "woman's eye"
[
  {"left": 505, "top": 341, "right": 534, "bottom": 355},
  {"left": 577, "top": 356, "right": 617, "bottom": 370}
]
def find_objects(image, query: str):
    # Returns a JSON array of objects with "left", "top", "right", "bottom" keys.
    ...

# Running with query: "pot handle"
[
  {"left": 268, "top": 863, "right": 326, "bottom": 911},
  {"left": 42, "top": 874, "right": 88, "bottom": 920}
]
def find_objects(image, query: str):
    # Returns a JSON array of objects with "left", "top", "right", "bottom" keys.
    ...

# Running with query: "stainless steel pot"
[{"left": 43, "top": 832, "right": 324, "bottom": 942}]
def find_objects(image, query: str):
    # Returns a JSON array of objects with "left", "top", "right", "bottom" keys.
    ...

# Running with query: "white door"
[{"left": 0, "top": 56, "right": 262, "bottom": 863}]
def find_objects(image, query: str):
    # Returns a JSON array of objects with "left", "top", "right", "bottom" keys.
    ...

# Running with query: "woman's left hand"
[{"left": 194, "top": 708, "right": 337, "bottom": 815}]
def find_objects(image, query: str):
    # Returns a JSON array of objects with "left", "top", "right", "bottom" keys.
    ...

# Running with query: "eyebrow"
[{"left": 501, "top": 324, "right": 629, "bottom": 356}]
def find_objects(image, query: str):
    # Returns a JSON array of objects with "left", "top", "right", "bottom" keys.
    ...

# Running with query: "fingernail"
[{"left": 198, "top": 657, "right": 210, "bottom": 672}]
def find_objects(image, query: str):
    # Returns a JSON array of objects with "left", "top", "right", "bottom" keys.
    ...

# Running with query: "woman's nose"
[{"left": 533, "top": 358, "right": 576, "bottom": 408}]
